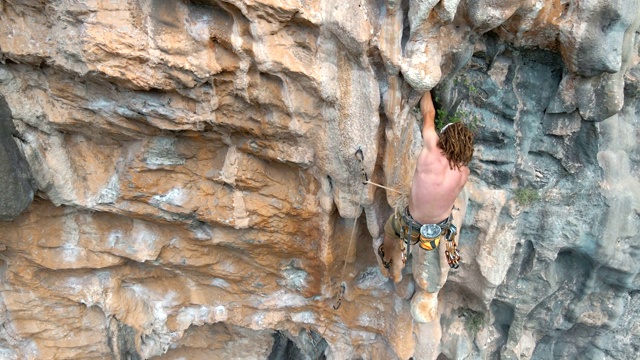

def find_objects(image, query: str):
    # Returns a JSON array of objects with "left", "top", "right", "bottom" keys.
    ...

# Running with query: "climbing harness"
[
  {"left": 380, "top": 206, "right": 462, "bottom": 269},
  {"left": 404, "top": 207, "right": 461, "bottom": 269},
  {"left": 399, "top": 207, "right": 451, "bottom": 251}
]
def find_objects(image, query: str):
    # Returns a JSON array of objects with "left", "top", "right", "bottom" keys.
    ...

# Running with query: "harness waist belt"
[{"left": 392, "top": 207, "right": 453, "bottom": 251}]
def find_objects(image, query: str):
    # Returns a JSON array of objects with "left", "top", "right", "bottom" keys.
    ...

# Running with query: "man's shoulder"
[
  {"left": 452, "top": 165, "right": 470, "bottom": 186},
  {"left": 416, "top": 146, "right": 448, "bottom": 173}
]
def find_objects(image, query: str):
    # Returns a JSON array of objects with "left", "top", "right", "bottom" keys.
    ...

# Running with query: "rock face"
[
  {"left": 0, "top": 93, "right": 34, "bottom": 221},
  {"left": 0, "top": 0, "right": 639, "bottom": 359}
]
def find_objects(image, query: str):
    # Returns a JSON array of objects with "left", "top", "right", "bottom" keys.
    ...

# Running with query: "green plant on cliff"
[
  {"left": 435, "top": 109, "right": 462, "bottom": 131},
  {"left": 515, "top": 187, "right": 540, "bottom": 206},
  {"left": 454, "top": 73, "right": 479, "bottom": 95},
  {"left": 458, "top": 308, "right": 485, "bottom": 337}
]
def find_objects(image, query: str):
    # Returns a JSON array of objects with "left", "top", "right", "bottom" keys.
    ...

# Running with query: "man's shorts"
[{"left": 384, "top": 213, "right": 400, "bottom": 239}]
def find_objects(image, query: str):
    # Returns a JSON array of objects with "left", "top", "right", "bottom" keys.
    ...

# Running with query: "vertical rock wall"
[
  {"left": 0, "top": 93, "right": 34, "bottom": 221},
  {"left": 0, "top": 0, "right": 639, "bottom": 359}
]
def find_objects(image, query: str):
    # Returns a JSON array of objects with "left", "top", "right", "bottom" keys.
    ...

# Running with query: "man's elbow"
[{"left": 423, "top": 107, "right": 435, "bottom": 120}]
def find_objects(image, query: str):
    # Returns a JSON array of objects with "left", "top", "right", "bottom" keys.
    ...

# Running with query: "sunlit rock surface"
[{"left": 1, "top": 0, "right": 639, "bottom": 359}]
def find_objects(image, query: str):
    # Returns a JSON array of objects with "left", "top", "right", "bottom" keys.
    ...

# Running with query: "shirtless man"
[{"left": 378, "top": 91, "right": 474, "bottom": 282}]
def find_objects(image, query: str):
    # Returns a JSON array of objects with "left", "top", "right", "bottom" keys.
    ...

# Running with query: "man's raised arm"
[{"left": 420, "top": 92, "right": 438, "bottom": 149}]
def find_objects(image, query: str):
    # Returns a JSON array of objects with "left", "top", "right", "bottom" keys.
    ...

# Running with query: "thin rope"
[
  {"left": 333, "top": 187, "right": 364, "bottom": 310},
  {"left": 339, "top": 205, "right": 361, "bottom": 281},
  {"left": 332, "top": 206, "right": 361, "bottom": 310},
  {"left": 332, "top": 151, "right": 407, "bottom": 309},
  {"left": 364, "top": 180, "right": 407, "bottom": 195},
  {"left": 333, "top": 154, "right": 367, "bottom": 310}
]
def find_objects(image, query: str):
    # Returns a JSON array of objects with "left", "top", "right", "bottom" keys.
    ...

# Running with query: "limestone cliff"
[{"left": 1, "top": 0, "right": 639, "bottom": 359}]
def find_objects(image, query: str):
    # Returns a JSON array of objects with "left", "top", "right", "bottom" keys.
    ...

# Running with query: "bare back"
[{"left": 408, "top": 100, "right": 469, "bottom": 224}]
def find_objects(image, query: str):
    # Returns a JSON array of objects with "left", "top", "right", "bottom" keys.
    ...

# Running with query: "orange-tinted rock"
[{"left": 1, "top": 0, "right": 639, "bottom": 359}]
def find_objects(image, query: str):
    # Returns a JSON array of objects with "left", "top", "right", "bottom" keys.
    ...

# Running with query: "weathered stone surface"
[
  {"left": 0, "top": 93, "right": 33, "bottom": 221},
  {"left": 0, "top": 0, "right": 639, "bottom": 359}
]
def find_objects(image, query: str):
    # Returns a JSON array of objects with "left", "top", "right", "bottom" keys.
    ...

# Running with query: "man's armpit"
[{"left": 422, "top": 131, "right": 440, "bottom": 151}]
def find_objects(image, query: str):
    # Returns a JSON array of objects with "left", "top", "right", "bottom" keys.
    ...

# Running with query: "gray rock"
[
  {"left": 438, "top": 34, "right": 640, "bottom": 360},
  {"left": 0, "top": 94, "right": 33, "bottom": 221},
  {"left": 559, "top": 0, "right": 639, "bottom": 77}
]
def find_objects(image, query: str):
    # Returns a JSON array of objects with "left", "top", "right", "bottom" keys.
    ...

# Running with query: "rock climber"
[{"left": 377, "top": 91, "right": 474, "bottom": 282}]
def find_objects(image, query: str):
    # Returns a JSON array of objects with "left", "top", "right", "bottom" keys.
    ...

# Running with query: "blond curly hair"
[{"left": 437, "top": 122, "right": 475, "bottom": 170}]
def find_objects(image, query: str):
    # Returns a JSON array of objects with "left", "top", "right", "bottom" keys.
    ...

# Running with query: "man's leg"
[
  {"left": 377, "top": 214, "right": 406, "bottom": 282},
  {"left": 411, "top": 192, "right": 469, "bottom": 359},
  {"left": 382, "top": 232, "right": 405, "bottom": 283}
]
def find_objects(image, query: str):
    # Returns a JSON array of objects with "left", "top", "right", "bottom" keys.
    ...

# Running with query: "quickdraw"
[
  {"left": 333, "top": 282, "right": 346, "bottom": 310},
  {"left": 357, "top": 148, "right": 407, "bottom": 196},
  {"left": 333, "top": 149, "right": 367, "bottom": 311},
  {"left": 444, "top": 224, "right": 461, "bottom": 269},
  {"left": 377, "top": 244, "right": 392, "bottom": 269}
]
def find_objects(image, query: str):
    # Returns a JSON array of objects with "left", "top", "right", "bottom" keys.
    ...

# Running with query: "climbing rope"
[
  {"left": 333, "top": 148, "right": 412, "bottom": 310},
  {"left": 363, "top": 180, "right": 406, "bottom": 195},
  {"left": 333, "top": 150, "right": 366, "bottom": 310},
  {"left": 355, "top": 148, "right": 407, "bottom": 195},
  {"left": 333, "top": 205, "right": 360, "bottom": 310}
]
